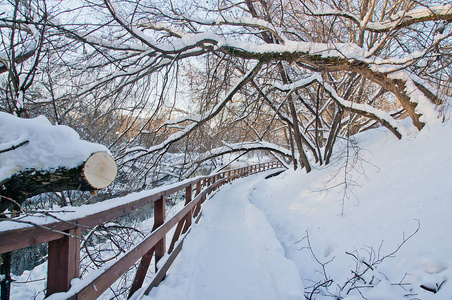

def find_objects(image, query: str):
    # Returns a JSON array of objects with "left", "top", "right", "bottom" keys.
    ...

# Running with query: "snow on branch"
[
  {"left": 321, "top": 81, "right": 403, "bottom": 139},
  {"left": 0, "top": 20, "right": 35, "bottom": 35},
  {"left": 137, "top": 21, "right": 189, "bottom": 39},
  {"left": 309, "top": 9, "right": 361, "bottom": 26},
  {"left": 388, "top": 71, "right": 440, "bottom": 126},
  {"left": 191, "top": 15, "right": 288, "bottom": 43},
  {"left": 312, "top": 5, "right": 452, "bottom": 32},
  {"left": 0, "top": 20, "right": 39, "bottom": 74},
  {"left": 273, "top": 74, "right": 322, "bottom": 91},
  {"left": 194, "top": 141, "right": 292, "bottom": 164},
  {"left": 105, "top": 0, "right": 219, "bottom": 55},
  {"left": 274, "top": 74, "right": 403, "bottom": 139},
  {"left": 409, "top": 73, "right": 451, "bottom": 106},
  {"left": 367, "top": 4, "right": 452, "bottom": 32},
  {"left": 121, "top": 61, "right": 265, "bottom": 164},
  {"left": 99, "top": 1, "right": 371, "bottom": 64},
  {"left": 86, "top": 2, "right": 450, "bottom": 75}
]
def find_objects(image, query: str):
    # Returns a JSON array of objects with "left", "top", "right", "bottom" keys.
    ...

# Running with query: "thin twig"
[{"left": 0, "top": 140, "right": 29, "bottom": 154}]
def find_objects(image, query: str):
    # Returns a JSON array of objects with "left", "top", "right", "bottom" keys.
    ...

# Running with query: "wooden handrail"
[{"left": 0, "top": 161, "right": 284, "bottom": 299}]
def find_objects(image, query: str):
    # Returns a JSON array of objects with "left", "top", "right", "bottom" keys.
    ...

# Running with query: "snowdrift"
[{"left": 250, "top": 121, "right": 452, "bottom": 299}]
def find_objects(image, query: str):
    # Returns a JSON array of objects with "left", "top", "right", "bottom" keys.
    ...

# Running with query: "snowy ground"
[
  {"left": 10, "top": 121, "right": 452, "bottom": 299},
  {"left": 143, "top": 174, "right": 305, "bottom": 300},
  {"left": 144, "top": 122, "right": 452, "bottom": 300}
]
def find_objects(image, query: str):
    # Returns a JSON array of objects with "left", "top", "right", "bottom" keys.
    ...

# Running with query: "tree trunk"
[
  {"left": 324, "top": 107, "right": 344, "bottom": 165},
  {"left": 0, "top": 152, "right": 117, "bottom": 212},
  {"left": 287, "top": 95, "right": 311, "bottom": 173},
  {"left": 285, "top": 127, "right": 297, "bottom": 170},
  {"left": 348, "top": 64, "right": 424, "bottom": 130}
]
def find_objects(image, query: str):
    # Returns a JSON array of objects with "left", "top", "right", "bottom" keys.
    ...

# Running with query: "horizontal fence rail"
[{"left": 0, "top": 161, "right": 284, "bottom": 299}]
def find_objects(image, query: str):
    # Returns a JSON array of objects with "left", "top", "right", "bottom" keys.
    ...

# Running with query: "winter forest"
[{"left": 1, "top": 0, "right": 452, "bottom": 299}]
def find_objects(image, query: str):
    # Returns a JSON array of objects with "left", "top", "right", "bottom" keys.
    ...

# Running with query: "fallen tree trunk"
[{"left": 0, "top": 152, "right": 117, "bottom": 213}]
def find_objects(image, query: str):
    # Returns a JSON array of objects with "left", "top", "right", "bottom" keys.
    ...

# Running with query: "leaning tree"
[{"left": 1, "top": 0, "right": 451, "bottom": 178}]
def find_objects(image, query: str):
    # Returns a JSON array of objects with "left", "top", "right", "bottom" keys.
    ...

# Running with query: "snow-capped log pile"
[{"left": 0, "top": 112, "right": 117, "bottom": 212}]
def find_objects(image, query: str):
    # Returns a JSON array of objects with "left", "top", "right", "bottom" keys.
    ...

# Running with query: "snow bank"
[
  {"left": 250, "top": 121, "right": 452, "bottom": 299},
  {"left": 0, "top": 112, "right": 107, "bottom": 182}
]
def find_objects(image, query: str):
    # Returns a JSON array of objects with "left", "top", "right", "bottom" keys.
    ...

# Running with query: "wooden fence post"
[
  {"left": 46, "top": 227, "right": 81, "bottom": 297},
  {"left": 129, "top": 195, "right": 166, "bottom": 298},
  {"left": 154, "top": 196, "right": 166, "bottom": 273},
  {"left": 193, "top": 180, "right": 202, "bottom": 218},
  {"left": 168, "top": 185, "right": 192, "bottom": 253},
  {"left": 196, "top": 180, "right": 201, "bottom": 195},
  {"left": 184, "top": 185, "right": 193, "bottom": 230}
]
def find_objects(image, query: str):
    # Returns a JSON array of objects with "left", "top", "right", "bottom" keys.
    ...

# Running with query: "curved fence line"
[{"left": 0, "top": 161, "right": 284, "bottom": 299}]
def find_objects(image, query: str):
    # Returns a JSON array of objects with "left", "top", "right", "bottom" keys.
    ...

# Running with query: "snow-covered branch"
[
  {"left": 274, "top": 74, "right": 403, "bottom": 139},
  {"left": 312, "top": 4, "right": 452, "bottom": 32},
  {"left": 120, "top": 61, "right": 265, "bottom": 164},
  {"left": 194, "top": 141, "right": 292, "bottom": 164}
]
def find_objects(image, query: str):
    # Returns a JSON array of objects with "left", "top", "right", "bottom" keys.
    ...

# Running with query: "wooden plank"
[
  {"left": 0, "top": 194, "right": 160, "bottom": 254},
  {"left": 196, "top": 181, "right": 201, "bottom": 196},
  {"left": 182, "top": 214, "right": 192, "bottom": 234},
  {"left": 186, "top": 185, "right": 192, "bottom": 205},
  {"left": 168, "top": 185, "right": 192, "bottom": 253},
  {"left": 168, "top": 218, "right": 186, "bottom": 254},
  {"left": 129, "top": 190, "right": 179, "bottom": 298},
  {"left": 46, "top": 227, "right": 81, "bottom": 297},
  {"left": 0, "top": 176, "right": 208, "bottom": 254},
  {"left": 143, "top": 232, "right": 186, "bottom": 295},
  {"left": 127, "top": 247, "right": 155, "bottom": 299},
  {"left": 75, "top": 191, "right": 207, "bottom": 300},
  {"left": 143, "top": 192, "right": 205, "bottom": 296},
  {"left": 193, "top": 202, "right": 201, "bottom": 218}
]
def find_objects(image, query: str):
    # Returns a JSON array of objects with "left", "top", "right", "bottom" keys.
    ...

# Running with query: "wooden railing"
[{"left": 0, "top": 161, "right": 284, "bottom": 299}]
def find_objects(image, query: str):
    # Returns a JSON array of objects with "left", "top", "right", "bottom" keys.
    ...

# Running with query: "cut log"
[
  {"left": 0, "top": 152, "right": 117, "bottom": 213},
  {"left": 83, "top": 152, "right": 117, "bottom": 190}
]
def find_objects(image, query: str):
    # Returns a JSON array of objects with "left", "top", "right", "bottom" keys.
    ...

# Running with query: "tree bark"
[
  {"left": 324, "top": 107, "right": 344, "bottom": 165},
  {"left": 287, "top": 95, "right": 312, "bottom": 173},
  {"left": 349, "top": 63, "right": 425, "bottom": 131}
]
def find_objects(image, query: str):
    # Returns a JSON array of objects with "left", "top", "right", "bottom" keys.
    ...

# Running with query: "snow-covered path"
[{"left": 143, "top": 172, "right": 304, "bottom": 300}]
